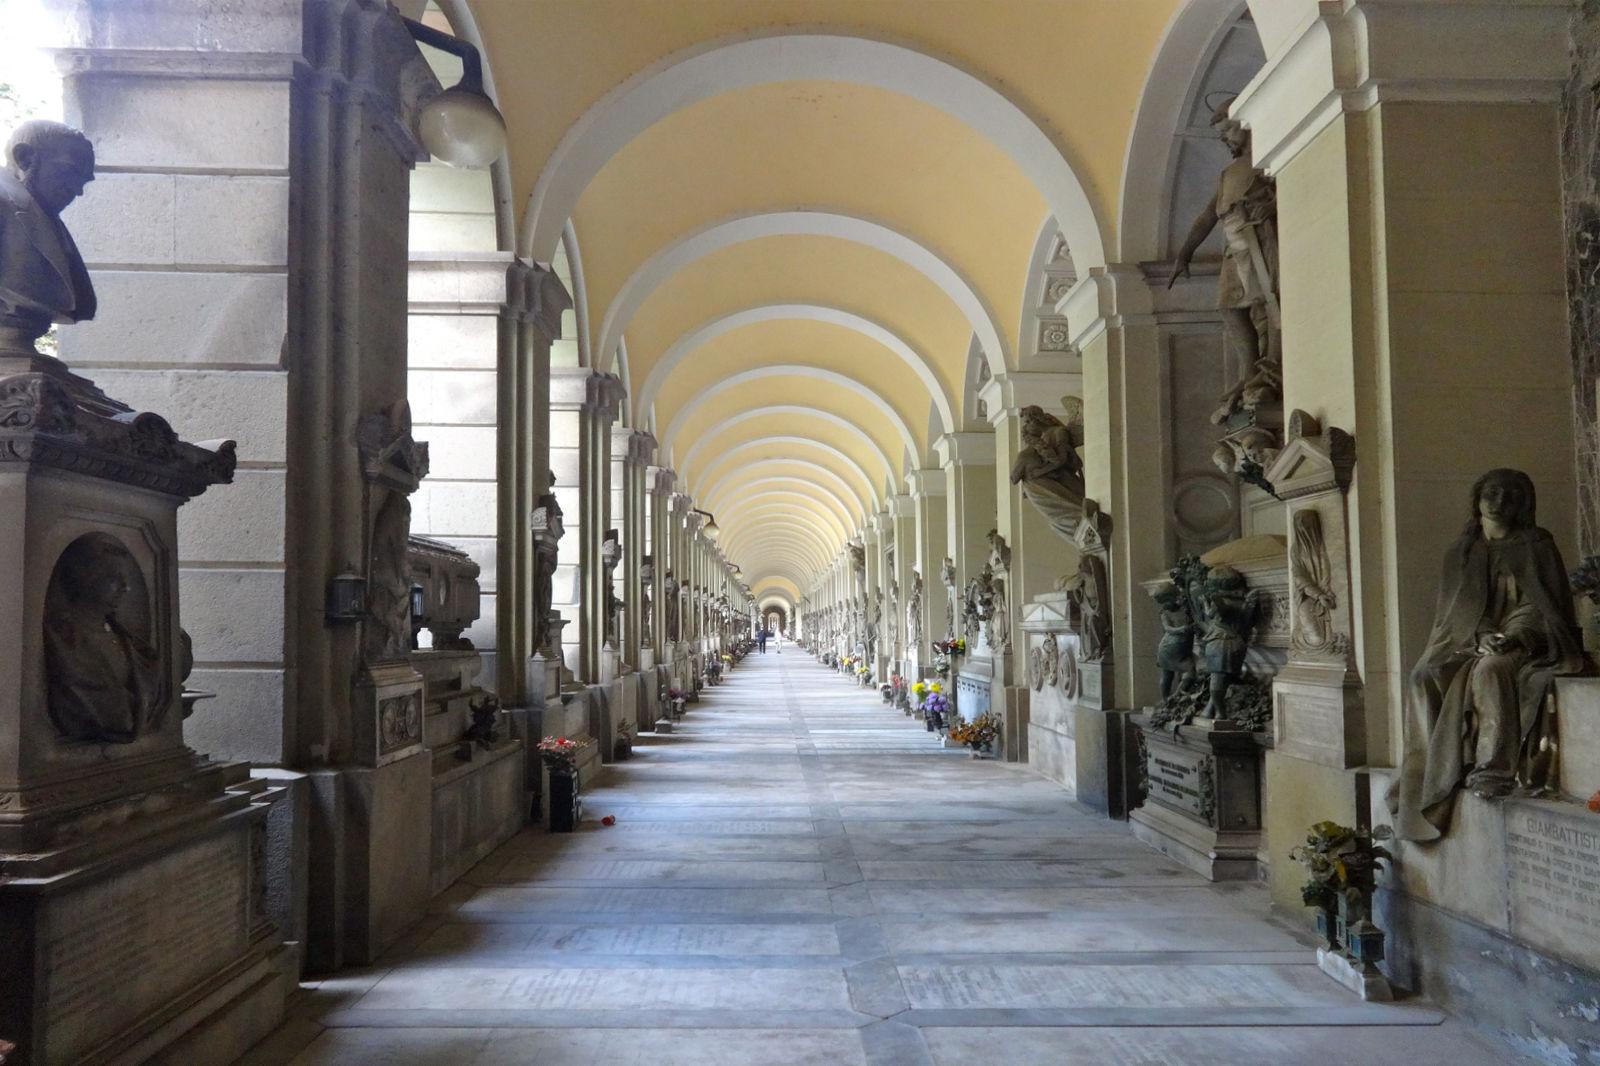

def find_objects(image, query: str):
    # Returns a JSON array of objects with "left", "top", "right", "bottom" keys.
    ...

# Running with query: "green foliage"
[{"left": 1289, "top": 820, "right": 1394, "bottom": 909}]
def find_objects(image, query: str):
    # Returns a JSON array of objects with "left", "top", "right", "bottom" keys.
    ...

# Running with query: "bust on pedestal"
[{"left": 0, "top": 121, "right": 288, "bottom": 1065}]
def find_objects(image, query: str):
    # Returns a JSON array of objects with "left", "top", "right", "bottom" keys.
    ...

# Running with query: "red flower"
[
  {"left": 601, "top": 815, "right": 617, "bottom": 826},
  {"left": 1588, "top": 791, "right": 1600, "bottom": 814}
]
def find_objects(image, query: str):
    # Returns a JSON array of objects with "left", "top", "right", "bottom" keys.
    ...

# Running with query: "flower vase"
[{"left": 548, "top": 766, "right": 579, "bottom": 833}]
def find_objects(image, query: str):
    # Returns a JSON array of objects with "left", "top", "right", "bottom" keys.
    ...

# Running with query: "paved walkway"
[{"left": 245, "top": 647, "right": 1510, "bottom": 1065}]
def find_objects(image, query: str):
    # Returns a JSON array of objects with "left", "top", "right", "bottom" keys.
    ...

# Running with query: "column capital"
[
  {"left": 648, "top": 465, "right": 677, "bottom": 495},
  {"left": 979, "top": 370, "right": 1084, "bottom": 422},
  {"left": 612, "top": 426, "right": 657, "bottom": 465},
  {"left": 933, "top": 432, "right": 996, "bottom": 467},
  {"left": 905, "top": 468, "right": 947, "bottom": 496},
  {"left": 1232, "top": 0, "right": 1567, "bottom": 176},
  {"left": 551, "top": 367, "right": 625, "bottom": 420},
  {"left": 408, "top": 251, "right": 521, "bottom": 315},
  {"left": 888, "top": 493, "right": 915, "bottom": 518},
  {"left": 505, "top": 258, "right": 571, "bottom": 341}
]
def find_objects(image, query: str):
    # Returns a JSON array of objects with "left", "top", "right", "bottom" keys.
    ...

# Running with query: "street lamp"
[{"left": 404, "top": 17, "right": 508, "bottom": 168}]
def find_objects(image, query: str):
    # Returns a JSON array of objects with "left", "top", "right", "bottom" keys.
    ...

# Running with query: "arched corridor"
[
  {"left": 1, "top": 1, "right": 1596, "bottom": 1063},
  {"left": 238, "top": 654, "right": 1501, "bottom": 1065}
]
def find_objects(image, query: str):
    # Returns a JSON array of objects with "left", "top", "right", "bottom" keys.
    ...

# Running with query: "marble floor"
[{"left": 241, "top": 648, "right": 1516, "bottom": 1065}]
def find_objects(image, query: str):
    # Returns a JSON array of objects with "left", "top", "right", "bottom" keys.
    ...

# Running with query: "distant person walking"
[{"left": 758, "top": 630, "right": 768, "bottom": 653}]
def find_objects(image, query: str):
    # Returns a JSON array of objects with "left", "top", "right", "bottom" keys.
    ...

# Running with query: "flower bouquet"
[
  {"left": 537, "top": 736, "right": 583, "bottom": 831},
  {"left": 947, "top": 712, "right": 998, "bottom": 756},
  {"left": 536, "top": 735, "right": 580, "bottom": 772},
  {"left": 922, "top": 688, "right": 950, "bottom": 732}
]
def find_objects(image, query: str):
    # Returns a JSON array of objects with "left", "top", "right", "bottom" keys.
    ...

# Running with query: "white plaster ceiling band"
[
  {"left": 679, "top": 417, "right": 893, "bottom": 499},
  {"left": 715, "top": 492, "right": 853, "bottom": 546},
  {"left": 688, "top": 430, "right": 883, "bottom": 512},
  {"left": 636, "top": 303, "right": 957, "bottom": 433},
  {"left": 734, "top": 551, "right": 829, "bottom": 584},
  {"left": 719, "top": 508, "right": 842, "bottom": 562},
  {"left": 523, "top": 33, "right": 1107, "bottom": 277},
  {"left": 720, "top": 514, "right": 840, "bottom": 561},
  {"left": 704, "top": 484, "right": 858, "bottom": 538},
  {"left": 662, "top": 365, "right": 919, "bottom": 462},
  {"left": 717, "top": 496, "right": 846, "bottom": 542},
  {"left": 596, "top": 210, "right": 1008, "bottom": 378},
  {"left": 704, "top": 473, "right": 864, "bottom": 528},
  {"left": 699, "top": 465, "right": 869, "bottom": 525}
]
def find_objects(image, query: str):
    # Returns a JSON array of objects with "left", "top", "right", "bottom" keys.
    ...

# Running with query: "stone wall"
[{"left": 1566, "top": 1, "right": 1600, "bottom": 556}]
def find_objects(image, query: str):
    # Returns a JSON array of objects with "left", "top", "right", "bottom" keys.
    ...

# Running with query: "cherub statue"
[
  {"left": 1151, "top": 584, "right": 1196, "bottom": 700},
  {"left": 1193, "top": 565, "right": 1266, "bottom": 719}
]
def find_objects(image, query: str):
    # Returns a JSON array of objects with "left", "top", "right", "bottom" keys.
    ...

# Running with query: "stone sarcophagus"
[
  {"left": 1130, "top": 535, "right": 1288, "bottom": 880},
  {"left": 408, "top": 533, "right": 481, "bottom": 651}
]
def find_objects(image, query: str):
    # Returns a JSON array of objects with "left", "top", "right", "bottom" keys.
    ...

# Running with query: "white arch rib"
[
  {"left": 523, "top": 33, "right": 1106, "bottom": 277},
  {"left": 707, "top": 473, "right": 864, "bottom": 531},
  {"left": 681, "top": 418, "right": 893, "bottom": 499},
  {"left": 707, "top": 464, "right": 870, "bottom": 521},
  {"left": 596, "top": 211, "right": 1008, "bottom": 376},
  {"left": 637, "top": 304, "right": 956, "bottom": 433},
  {"left": 663, "top": 367, "right": 917, "bottom": 464},
  {"left": 695, "top": 447, "right": 878, "bottom": 515}
]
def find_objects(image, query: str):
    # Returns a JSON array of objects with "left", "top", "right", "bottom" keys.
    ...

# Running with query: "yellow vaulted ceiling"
[{"left": 465, "top": 0, "right": 1191, "bottom": 595}]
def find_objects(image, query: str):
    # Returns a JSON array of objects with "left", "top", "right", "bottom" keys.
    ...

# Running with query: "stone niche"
[
  {"left": 0, "top": 359, "right": 292, "bottom": 1064},
  {"left": 1129, "top": 535, "right": 1287, "bottom": 880},
  {"left": 1022, "top": 578, "right": 1138, "bottom": 818}
]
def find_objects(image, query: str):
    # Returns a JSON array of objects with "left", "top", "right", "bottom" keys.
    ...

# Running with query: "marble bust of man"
[
  {"left": 45, "top": 536, "right": 163, "bottom": 743},
  {"left": 0, "top": 120, "right": 96, "bottom": 350},
  {"left": 1388, "top": 469, "right": 1584, "bottom": 842}
]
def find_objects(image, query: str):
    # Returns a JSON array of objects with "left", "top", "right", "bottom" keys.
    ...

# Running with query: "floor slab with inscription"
[{"left": 239, "top": 651, "right": 1517, "bottom": 1066}]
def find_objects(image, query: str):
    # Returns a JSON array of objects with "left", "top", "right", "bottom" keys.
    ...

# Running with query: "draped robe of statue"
[{"left": 1388, "top": 475, "right": 1584, "bottom": 842}]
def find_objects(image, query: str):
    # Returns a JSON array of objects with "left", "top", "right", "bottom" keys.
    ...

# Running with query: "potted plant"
[
  {"left": 667, "top": 686, "right": 689, "bottom": 719},
  {"left": 537, "top": 736, "right": 582, "bottom": 832}
]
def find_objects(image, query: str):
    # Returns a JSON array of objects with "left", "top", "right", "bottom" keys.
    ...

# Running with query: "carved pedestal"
[
  {"left": 1130, "top": 715, "right": 1264, "bottom": 881},
  {"left": 0, "top": 354, "right": 290, "bottom": 1064}
]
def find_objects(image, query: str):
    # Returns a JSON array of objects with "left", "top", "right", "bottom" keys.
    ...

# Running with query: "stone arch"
[
  {"left": 1118, "top": 0, "right": 1263, "bottom": 264},
  {"left": 679, "top": 417, "right": 895, "bottom": 499},
  {"left": 597, "top": 211, "right": 1008, "bottom": 378},
  {"left": 636, "top": 304, "right": 957, "bottom": 433},
  {"left": 700, "top": 464, "right": 869, "bottom": 526},
  {"left": 691, "top": 438, "right": 881, "bottom": 515},
  {"left": 662, "top": 367, "right": 919, "bottom": 465},
  {"left": 522, "top": 32, "right": 1108, "bottom": 275}
]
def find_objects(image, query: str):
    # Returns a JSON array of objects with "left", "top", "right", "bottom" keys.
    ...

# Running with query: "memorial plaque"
[
  {"left": 41, "top": 832, "right": 248, "bottom": 1062},
  {"left": 1507, "top": 801, "right": 1600, "bottom": 971},
  {"left": 1143, "top": 744, "right": 1210, "bottom": 823}
]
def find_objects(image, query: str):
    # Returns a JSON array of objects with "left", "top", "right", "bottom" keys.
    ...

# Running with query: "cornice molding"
[{"left": 1233, "top": 0, "right": 1569, "bottom": 176}]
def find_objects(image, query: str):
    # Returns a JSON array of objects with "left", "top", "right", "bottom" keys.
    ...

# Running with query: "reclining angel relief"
[{"left": 1387, "top": 469, "right": 1586, "bottom": 842}]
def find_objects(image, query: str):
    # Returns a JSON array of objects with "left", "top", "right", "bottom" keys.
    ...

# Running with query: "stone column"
[
  {"left": 549, "top": 368, "right": 622, "bottom": 685},
  {"left": 501, "top": 264, "right": 568, "bottom": 705},
  {"left": 889, "top": 493, "right": 917, "bottom": 676},
  {"left": 935, "top": 432, "right": 997, "bottom": 626},
  {"left": 909, "top": 468, "right": 949, "bottom": 668},
  {"left": 1230, "top": 4, "right": 1576, "bottom": 1003}
]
